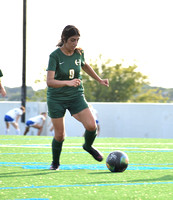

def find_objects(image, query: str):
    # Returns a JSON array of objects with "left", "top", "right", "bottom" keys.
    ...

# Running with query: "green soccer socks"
[
  {"left": 51, "top": 138, "right": 64, "bottom": 165},
  {"left": 83, "top": 129, "right": 103, "bottom": 162},
  {"left": 83, "top": 129, "right": 97, "bottom": 149}
]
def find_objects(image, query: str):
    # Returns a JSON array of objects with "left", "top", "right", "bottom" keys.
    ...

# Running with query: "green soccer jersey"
[
  {"left": 47, "top": 48, "right": 85, "bottom": 101},
  {"left": 0, "top": 69, "right": 3, "bottom": 77}
]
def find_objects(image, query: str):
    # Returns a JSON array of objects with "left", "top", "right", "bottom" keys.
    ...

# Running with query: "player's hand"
[
  {"left": 99, "top": 79, "right": 109, "bottom": 87},
  {"left": 67, "top": 79, "right": 81, "bottom": 87}
]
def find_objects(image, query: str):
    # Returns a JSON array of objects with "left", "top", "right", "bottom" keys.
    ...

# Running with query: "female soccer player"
[{"left": 47, "top": 25, "right": 109, "bottom": 170}]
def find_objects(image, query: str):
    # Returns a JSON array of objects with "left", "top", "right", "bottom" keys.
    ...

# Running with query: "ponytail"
[{"left": 56, "top": 40, "right": 63, "bottom": 47}]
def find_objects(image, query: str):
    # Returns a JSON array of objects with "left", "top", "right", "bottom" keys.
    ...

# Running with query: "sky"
[{"left": 0, "top": 0, "right": 173, "bottom": 90}]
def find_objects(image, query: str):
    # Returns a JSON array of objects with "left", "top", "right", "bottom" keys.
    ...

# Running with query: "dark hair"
[
  {"left": 41, "top": 112, "right": 47, "bottom": 115},
  {"left": 57, "top": 25, "right": 80, "bottom": 47},
  {"left": 20, "top": 106, "right": 25, "bottom": 113}
]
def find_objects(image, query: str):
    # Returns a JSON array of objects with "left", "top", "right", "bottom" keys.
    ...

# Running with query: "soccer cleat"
[
  {"left": 50, "top": 161, "right": 60, "bottom": 170},
  {"left": 83, "top": 145, "right": 103, "bottom": 162}
]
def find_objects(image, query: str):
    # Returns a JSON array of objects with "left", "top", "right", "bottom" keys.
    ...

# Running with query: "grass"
[{"left": 0, "top": 135, "right": 172, "bottom": 200}]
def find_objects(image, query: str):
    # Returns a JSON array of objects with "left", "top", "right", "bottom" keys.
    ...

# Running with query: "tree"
[
  {"left": 82, "top": 58, "right": 149, "bottom": 102},
  {"left": 32, "top": 68, "right": 47, "bottom": 102},
  {"left": 32, "top": 57, "right": 169, "bottom": 103},
  {"left": 133, "top": 88, "right": 169, "bottom": 103}
]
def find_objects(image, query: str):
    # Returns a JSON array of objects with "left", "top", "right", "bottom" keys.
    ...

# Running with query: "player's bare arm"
[
  {"left": 82, "top": 63, "right": 109, "bottom": 87},
  {"left": 47, "top": 71, "right": 81, "bottom": 88}
]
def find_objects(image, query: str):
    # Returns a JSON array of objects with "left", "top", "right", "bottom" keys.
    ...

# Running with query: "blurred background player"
[
  {"left": 4, "top": 106, "right": 25, "bottom": 135},
  {"left": 0, "top": 69, "right": 6, "bottom": 97},
  {"left": 89, "top": 104, "right": 100, "bottom": 136},
  {"left": 23, "top": 112, "right": 47, "bottom": 136}
]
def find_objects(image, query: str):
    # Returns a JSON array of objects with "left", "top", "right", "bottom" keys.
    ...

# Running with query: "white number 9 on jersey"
[{"left": 69, "top": 69, "right": 75, "bottom": 79}]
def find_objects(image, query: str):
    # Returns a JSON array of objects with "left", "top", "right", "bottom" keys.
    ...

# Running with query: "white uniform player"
[
  {"left": 24, "top": 112, "right": 47, "bottom": 136},
  {"left": 89, "top": 104, "right": 100, "bottom": 136},
  {"left": 4, "top": 106, "right": 25, "bottom": 135}
]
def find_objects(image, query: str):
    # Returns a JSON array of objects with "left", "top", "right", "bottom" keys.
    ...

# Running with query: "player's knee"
[
  {"left": 54, "top": 130, "right": 65, "bottom": 142},
  {"left": 86, "top": 123, "right": 97, "bottom": 132},
  {"left": 13, "top": 123, "right": 18, "bottom": 129},
  {"left": 54, "top": 135, "right": 64, "bottom": 142}
]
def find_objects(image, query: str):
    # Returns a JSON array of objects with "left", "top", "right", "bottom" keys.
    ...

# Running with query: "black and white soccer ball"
[{"left": 106, "top": 150, "right": 129, "bottom": 172}]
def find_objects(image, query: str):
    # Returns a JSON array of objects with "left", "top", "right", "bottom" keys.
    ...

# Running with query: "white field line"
[{"left": 0, "top": 144, "right": 173, "bottom": 151}]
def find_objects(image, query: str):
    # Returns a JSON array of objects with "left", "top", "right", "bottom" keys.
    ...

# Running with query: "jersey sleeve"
[
  {"left": 47, "top": 55, "right": 58, "bottom": 71},
  {"left": 0, "top": 69, "right": 3, "bottom": 77}
]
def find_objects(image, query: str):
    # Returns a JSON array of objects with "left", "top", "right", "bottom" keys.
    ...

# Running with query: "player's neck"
[{"left": 60, "top": 46, "right": 74, "bottom": 56}]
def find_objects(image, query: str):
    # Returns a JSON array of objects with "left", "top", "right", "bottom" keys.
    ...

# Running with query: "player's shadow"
[
  {"left": 0, "top": 169, "right": 73, "bottom": 178},
  {"left": 88, "top": 171, "right": 123, "bottom": 174},
  {"left": 127, "top": 175, "right": 173, "bottom": 183},
  {"left": 87, "top": 173, "right": 173, "bottom": 184}
]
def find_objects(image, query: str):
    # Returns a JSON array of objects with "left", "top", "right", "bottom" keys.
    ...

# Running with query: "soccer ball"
[{"left": 106, "top": 150, "right": 129, "bottom": 172}]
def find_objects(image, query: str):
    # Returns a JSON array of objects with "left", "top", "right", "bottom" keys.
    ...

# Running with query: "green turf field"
[{"left": 0, "top": 135, "right": 172, "bottom": 200}]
